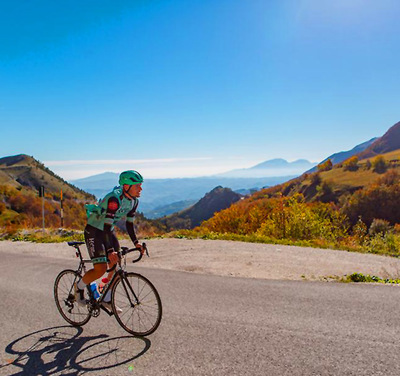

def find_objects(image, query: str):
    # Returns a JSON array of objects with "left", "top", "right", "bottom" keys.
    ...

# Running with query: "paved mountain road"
[{"left": 1, "top": 241, "right": 400, "bottom": 375}]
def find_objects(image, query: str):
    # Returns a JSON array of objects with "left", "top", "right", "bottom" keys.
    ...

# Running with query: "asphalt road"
[{"left": 1, "top": 248, "right": 400, "bottom": 375}]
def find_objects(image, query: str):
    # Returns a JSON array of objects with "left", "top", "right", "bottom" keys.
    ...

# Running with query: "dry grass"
[{"left": 321, "top": 168, "right": 380, "bottom": 187}]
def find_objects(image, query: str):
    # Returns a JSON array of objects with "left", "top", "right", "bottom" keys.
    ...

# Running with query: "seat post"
[{"left": 74, "top": 245, "right": 84, "bottom": 261}]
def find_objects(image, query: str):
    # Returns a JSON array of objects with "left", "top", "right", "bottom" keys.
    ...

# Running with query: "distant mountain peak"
[
  {"left": 250, "top": 158, "right": 314, "bottom": 169},
  {"left": 218, "top": 158, "right": 315, "bottom": 178}
]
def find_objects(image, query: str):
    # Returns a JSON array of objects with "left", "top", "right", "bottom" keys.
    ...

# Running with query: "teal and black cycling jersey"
[{"left": 86, "top": 186, "right": 139, "bottom": 231}]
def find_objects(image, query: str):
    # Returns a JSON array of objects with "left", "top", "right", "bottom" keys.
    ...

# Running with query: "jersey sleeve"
[
  {"left": 126, "top": 199, "right": 139, "bottom": 245},
  {"left": 104, "top": 197, "right": 119, "bottom": 226}
]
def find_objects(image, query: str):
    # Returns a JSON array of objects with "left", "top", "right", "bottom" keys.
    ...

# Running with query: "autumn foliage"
[
  {"left": 200, "top": 193, "right": 348, "bottom": 242},
  {"left": 343, "top": 156, "right": 359, "bottom": 171},
  {"left": 181, "top": 165, "right": 400, "bottom": 255},
  {"left": 342, "top": 182, "right": 400, "bottom": 227},
  {"left": 0, "top": 185, "right": 88, "bottom": 234},
  {"left": 317, "top": 159, "right": 333, "bottom": 172}
]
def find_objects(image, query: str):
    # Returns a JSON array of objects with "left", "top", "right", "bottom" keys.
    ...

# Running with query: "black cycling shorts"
[{"left": 84, "top": 224, "right": 120, "bottom": 265}]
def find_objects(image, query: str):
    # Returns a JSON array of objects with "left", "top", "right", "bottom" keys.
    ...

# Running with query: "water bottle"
[
  {"left": 90, "top": 282, "right": 100, "bottom": 300},
  {"left": 98, "top": 278, "right": 109, "bottom": 295}
]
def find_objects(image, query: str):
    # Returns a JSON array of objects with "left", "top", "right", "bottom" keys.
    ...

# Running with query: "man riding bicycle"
[{"left": 75, "top": 170, "right": 144, "bottom": 311}]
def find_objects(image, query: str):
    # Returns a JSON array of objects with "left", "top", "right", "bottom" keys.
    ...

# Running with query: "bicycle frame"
[
  {"left": 72, "top": 244, "right": 140, "bottom": 316},
  {"left": 56, "top": 241, "right": 161, "bottom": 336}
]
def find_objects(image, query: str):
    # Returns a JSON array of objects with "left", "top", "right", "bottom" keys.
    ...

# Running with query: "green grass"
[
  {"left": 345, "top": 272, "right": 400, "bottom": 284},
  {"left": 170, "top": 230, "right": 341, "bottom": 249},
  {"left": 170, "top": 229, "right": 400, "bottom": 258}
]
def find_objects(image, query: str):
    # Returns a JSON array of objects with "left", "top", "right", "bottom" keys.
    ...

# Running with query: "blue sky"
[{"left": 1, "top": 0, "right": 399, "bottom": 179}]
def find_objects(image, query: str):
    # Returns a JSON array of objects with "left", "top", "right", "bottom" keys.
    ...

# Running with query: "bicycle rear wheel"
[
  {"left": 54, "top": 269, "right": 91, "bottom": 326},
  {"left": 112, "top": 272, "right": 162, "bottom": 336}
]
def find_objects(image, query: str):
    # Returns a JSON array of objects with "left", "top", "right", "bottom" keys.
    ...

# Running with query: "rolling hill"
[
  {"left": 159, "top": 186, "right": 243, "bottom": 230},
  {"left": 0, "top": 154, "right": 94, "bottom": 200},
  {"left": 263, "top": 147, "right": 400, "bottom": 206},
  {"left": 0, "top": 154, "right": 95, "bottom": 232}
]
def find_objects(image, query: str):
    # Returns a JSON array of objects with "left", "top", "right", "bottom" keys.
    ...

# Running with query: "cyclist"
[{"left": 75, "top": 170, "right": 144, "bottom": 312}]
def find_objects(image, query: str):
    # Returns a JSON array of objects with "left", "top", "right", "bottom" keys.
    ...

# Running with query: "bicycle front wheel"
[
  {"left": 54, "top": 269, "right": 91, "bottom": 326},
  {"left": 112, "top": 272, "right": 162, "bottom": 336}
]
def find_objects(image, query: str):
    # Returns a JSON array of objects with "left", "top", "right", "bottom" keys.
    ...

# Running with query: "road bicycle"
[{"left": 54, "top": 241, "right": 162, "bottom": 336}]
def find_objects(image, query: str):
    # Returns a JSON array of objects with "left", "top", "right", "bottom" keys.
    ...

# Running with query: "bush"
[
  {"left": 342, "top": 184, "right": 400, "bottom": 226},
  {"left": 372, "top": 156, "right": 388, "bottom": 174},
  {"left": 393, "top": 223, "right": 400, "bottom": 234},
  {"left": 254, "top": 196, "right": 348, "bottom": 241},
  {"left": 315, "top": 181, "right": 335, "bottom": 202},
  {"left": 200, "top": 193, "right": 349, "bottom": 243},
  {"left": 349, "top": 272, "right": 367, "bottom": 282},
  {"left": 317, "top": 159, "right": 333, "bottom": 172},
  {"left": 352, "top": 217, "right": 368, "bottom": 244},
  {"left": 377, "top": 169, "right": 400, "bottom": 186},
  {"left": 310, "top": 173, "right": 322, "bottom": 185},
  {"left": 343, "top": 156, "right": 359, "bottom": 171},
  {"left": 347, "top": 272, "right": 400, "bottom": 284},
  {"left": 369, "top": 218, "right": 391, "bottom": 236},
  {"left": 365, "top": 232, "right": 400, "bottom": 255}
]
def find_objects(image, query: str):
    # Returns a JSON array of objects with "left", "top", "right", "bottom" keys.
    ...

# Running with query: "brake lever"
[{"left": 142, "top": 242, "right": 149, "bottom": 257}]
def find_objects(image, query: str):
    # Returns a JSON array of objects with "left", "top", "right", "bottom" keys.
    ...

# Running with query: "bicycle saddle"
[{"left": 67, "top": 241, "right": 85, "bottom": 246}]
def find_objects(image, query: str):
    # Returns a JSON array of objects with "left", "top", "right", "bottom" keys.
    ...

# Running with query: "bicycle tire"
[
  {"left": 54, "top": 269, "right": 91, "bottom": 326},
  {"left": 111, "top": 272, "right": 162, "bottom": 336}
]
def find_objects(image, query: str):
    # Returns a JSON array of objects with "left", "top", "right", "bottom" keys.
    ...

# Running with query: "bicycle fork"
[{"left": 120, "top": 275, "right": 140, "bottom": 308}]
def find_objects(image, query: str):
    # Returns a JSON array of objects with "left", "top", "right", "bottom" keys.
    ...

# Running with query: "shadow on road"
[{"left": 0, "top": 325, "right": 151, "bottom": 375}]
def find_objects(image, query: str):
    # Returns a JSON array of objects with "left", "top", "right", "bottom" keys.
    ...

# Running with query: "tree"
[
  {"left": 317, "top": 159, "right": 333, "bottom": 172},
  {"left": 372, "top": 155, "right": 388, "bottom": 174},
  {"left": 343, "top": 156, "right": 358, "bottom": 171},
  {"left": 342, "top": 184, "right": 400, "bottom": 226}
]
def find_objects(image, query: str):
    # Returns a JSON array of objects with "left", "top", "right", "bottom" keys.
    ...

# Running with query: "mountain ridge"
[
  {"left": 159, "top": 186, "right": 243, "bottom": 230},
  {"left": 357, "top": 121, "right": 400, "bottom": 160},
  {"left": 307, "top": 137, "right": 378, "bottom": 173}
]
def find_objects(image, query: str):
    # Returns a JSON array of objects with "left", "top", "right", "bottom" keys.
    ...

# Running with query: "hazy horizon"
[{"left": 45, "top": 156, "right": 317, "bottom": 181}]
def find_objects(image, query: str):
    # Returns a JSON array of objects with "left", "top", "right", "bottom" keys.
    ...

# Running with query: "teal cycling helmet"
[{"left": 119, "top": 170, "right": 143, "bottom": 186}]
